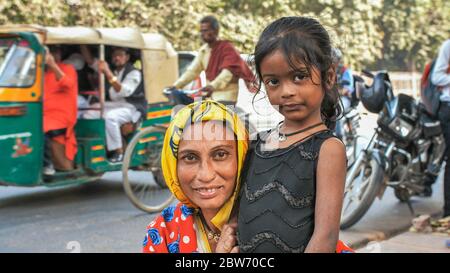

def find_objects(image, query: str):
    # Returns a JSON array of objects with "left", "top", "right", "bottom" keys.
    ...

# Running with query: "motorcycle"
[
  {"left": 340, "top": 69, "right": 445, "bottom": 230},
  {"left": 336, "top": 76, "right": 367, "bottom": 167},
  {"left": 341, "top": 106, "right": 366, "bottom": 167}
]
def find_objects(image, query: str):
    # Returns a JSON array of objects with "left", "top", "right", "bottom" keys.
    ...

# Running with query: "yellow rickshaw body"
[
  {"left": 0, "top": 25, "right": 178, "bottom": 103},
  {"left": 0, "top": 25, "right": 176, "bottom": 187}
]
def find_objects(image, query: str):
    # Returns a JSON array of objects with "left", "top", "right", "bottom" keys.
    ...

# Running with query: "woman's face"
[
  {"left": 260, "top": 49, "right": 325, "bottom": 124},
  {"left": 177, "top": 121, "right": 238, "bottom": 217}
]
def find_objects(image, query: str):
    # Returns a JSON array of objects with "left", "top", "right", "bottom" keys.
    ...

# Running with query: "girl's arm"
[{"left": 305, "top": 137, "right": 346, "bottom": 253}]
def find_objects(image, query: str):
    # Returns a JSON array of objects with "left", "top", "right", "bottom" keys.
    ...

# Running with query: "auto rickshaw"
[{"left": 0, "top": 25, "right": 177, "bottom": 212}]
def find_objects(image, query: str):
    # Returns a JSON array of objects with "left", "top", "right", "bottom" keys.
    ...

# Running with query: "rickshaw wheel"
[
  {"left": 151, "top": 163, "right": 167, "bottom": 189},
  {"left": 122, "top": 126, "right": 174, "bottom": 213},
  {"left": 145, "top": 137, "right": 167, "bottom": 189}
]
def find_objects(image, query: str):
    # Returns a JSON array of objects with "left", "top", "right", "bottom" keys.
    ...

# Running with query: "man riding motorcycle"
[{"left": 166, "top": 15, "right": 255, "bottom": 106}]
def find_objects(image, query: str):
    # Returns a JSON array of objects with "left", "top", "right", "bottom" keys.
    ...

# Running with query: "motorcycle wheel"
[{"left": 340, "top": 156, "right": 384, "bottom": 230}]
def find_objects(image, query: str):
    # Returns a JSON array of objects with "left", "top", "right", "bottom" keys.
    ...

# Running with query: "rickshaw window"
[
  {"left": 0, "top": 37, "right": 36, "bottom": 88},
  {"left": 178, "top": 53, "right": 195, "bottom": 76}
]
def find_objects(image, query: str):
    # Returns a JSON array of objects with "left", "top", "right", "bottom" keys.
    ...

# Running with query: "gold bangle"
[{"left": 109, "top": 76, "right": 118, "bottom": 84}]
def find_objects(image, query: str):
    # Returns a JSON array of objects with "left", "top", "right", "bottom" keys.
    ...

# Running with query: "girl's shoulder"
[
  {"left": 316, "top": 134, "right": 346, "bottom": 166},
  {"left": 317, "top": 133, "right": 345, "bottom": 155},
  {"left": 308, "top": 130, "right": 342, "bottom": 150}
]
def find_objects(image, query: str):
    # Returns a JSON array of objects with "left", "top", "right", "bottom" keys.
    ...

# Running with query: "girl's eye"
[
  {"left": 265, "top": 78, "right": 279, "bottom": 87},
  {"left": 213, "top": 150, "right": 229, "bottom": 160},
  {"left": 294, "top": 73, "right": 308, "bottom": 82}
]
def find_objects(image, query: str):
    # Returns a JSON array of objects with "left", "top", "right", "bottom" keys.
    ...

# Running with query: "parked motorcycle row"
[{"left": 339, "top": 70, "right": 445, "bottom": 229}]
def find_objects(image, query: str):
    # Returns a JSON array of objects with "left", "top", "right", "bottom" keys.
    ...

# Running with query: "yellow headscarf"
[{"left": 161, "top": 100, "right": 248, "bottom": 232}]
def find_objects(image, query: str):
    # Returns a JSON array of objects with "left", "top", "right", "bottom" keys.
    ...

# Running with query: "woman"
[{"left": 143, "top": 100, "right": 248, "bottom": 253}]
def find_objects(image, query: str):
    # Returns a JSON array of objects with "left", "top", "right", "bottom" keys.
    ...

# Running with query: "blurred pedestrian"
[
  {"left": 433, "top": 38, "right": 450, "bottom": 217},
  {"left": 332, "top": 47, "right": 355, "bottom": 139}
]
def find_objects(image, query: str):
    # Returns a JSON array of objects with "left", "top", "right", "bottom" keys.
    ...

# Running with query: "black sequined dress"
[{"left": 237, "top": 129, "right": 336, "bottom": 253}]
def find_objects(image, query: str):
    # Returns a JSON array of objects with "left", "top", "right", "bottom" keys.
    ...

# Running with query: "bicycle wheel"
[{"left": 122, "top": 125, "right": 175, "bottom": 213}]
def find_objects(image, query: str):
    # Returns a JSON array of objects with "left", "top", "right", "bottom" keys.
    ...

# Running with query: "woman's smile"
[{"left": 193, "top": 185, "right": 225, "bottom": 199}]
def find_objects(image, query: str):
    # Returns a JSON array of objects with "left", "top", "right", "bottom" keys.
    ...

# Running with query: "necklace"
[
  {"left": 199, "top": 212, "right": 221, "bottom": 243},
  {"left": 277, "top": 121, "right": 324, "bottom": 142}
]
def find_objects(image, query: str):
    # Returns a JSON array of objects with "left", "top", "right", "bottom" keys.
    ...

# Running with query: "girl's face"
[
  {"left": 260, "top": 49, "right": 325, "bottom": 124},
  {"left": 177, "top": 121, "right": 238, "bottom": 218}
]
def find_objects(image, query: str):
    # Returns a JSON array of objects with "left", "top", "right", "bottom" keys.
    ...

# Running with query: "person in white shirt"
[
  {"left": 433, "top": 38, "right": 450, "bottom": 217},
  {"left": 81, "top": 46, "right": 146, "bottom": 163}
]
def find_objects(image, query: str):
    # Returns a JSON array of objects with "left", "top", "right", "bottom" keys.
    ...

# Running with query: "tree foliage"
[{"left": 0, "top": 0, "right": 448, "bottom": 70}]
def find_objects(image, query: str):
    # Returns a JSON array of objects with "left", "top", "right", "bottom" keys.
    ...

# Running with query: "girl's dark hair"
[{"left": 253, "top": 16, "right": 342, "bottom": 129}]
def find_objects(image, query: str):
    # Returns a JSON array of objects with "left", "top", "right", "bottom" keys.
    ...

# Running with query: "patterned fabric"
[
  {"left": 143, "top": 203, "right": 198, "bottom": 253},
  {"left": 238, "top": 130, "right": 354, "bottom": 253},
  {"left": 161, "top": 100, "right": 248, "bottom": 232}
]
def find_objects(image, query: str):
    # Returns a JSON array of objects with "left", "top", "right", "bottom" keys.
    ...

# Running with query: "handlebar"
[
  {"left": 340, "top": 80, "right": 351, "bottom": 86},
  {"left": 163, "top": 87, "right": 208, "bottom": 97},
  {"left": 361, "top": 69, "right": 375, "bottom": 78}
]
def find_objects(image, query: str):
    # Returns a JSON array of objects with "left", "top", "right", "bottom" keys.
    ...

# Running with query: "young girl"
[{"left": 237, "top": 16, "right": 350, "bottom": 253}]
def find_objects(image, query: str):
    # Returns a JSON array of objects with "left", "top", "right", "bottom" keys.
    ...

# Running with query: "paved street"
[
  {"left": 0, "top": 87, "right": 447, "bottom": 253},
  {"left": 0, "top": 172, "right": 171, "bottom": 253},
  {"left": 357, "top": 232, "right": 450, "bottom": 253},
  {"left": 1, "top": 170, "right": 444, "bottom": 253},
  {"left": 341, "top": 174, "right": 444, "bottom": 251}
]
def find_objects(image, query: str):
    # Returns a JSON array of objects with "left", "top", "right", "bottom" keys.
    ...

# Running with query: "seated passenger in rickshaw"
[
  {"left": 81, "top": 46, "right": 147, "bottom": 163},
  {"left": 63, "top": 45, "right": 99, "bottom": 115},
  {"left": 43, "top": 45, "right": 78, "bottom": 175}
]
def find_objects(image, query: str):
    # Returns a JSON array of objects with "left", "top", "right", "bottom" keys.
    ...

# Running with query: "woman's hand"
[{"left": 215, "top": 223, "right": 239, "bottom": 253}]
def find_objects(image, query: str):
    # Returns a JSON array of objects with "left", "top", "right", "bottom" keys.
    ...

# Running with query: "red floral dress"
[{"left": 143, "top": 203, "right": 199, "bottom": 253}]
